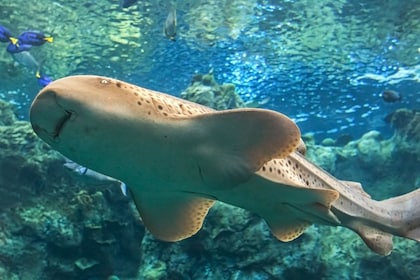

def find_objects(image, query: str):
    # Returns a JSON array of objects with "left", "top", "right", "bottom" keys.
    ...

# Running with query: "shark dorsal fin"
[{"left": 340, "top": 180, "right": 371, "bottom": 198}]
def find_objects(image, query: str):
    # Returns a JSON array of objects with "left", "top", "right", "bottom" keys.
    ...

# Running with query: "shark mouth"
[
  {"left": 31, "top": 108, "right": 72, "bottom": 143},
  {"left": 52, "top": 109, "right": 72, "bottom": 139},
  {"left": 30, "top": 89, "right": 74, "bottom": 144}
]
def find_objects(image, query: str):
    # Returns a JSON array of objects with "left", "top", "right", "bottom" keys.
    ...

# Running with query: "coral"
[
  {"left": 0, "top": 99, "right": 17, "bottom": 125},
  {"left": 305, "top": 144, "right": 337, "bottom": 172},
  {"left": 356, "top": 130, "right": 389, "bottom": 165},
  {"left": 0, "top": 99, "right": 144, "bottom": 279},
  {"left": 140, "top": 260, "right": 167, "bottom": 280},
  {"left": 19, "top": 206, "right": 83, "bottom": 247},
  {"left": 180, "top": 70, "right": 245, "bottom": 110},
  {"left": 387, "top": 108, "right": 420, "bottom": 161}
]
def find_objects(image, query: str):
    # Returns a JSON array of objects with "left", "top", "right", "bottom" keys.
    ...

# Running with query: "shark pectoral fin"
[
  {"left": 191, "top": 109, "right": 301, "bottom": 187},
  {"left": 130, "top": 190, "right": 215, "bottom": 241},
  {"left": 268, "top": 218, "right": 311, "bottom": 241}
]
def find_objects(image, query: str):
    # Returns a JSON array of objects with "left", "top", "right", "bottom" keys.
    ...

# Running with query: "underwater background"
[{"left": 0, "top": 0, "right": 419, "bottom": 279}]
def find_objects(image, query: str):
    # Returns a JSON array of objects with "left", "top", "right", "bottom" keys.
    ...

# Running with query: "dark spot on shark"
[
  {"left": 137, "top": 101, "right": 142, "bottom": 106},
  {"left": 158, "top": 105, "right": 163, "bottom": 110},
  {"left": 116, "top": 82, "right": 122, "bottom": 88}
]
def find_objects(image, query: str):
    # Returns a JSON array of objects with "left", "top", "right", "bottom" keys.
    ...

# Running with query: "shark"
[{"left": 29, "top": 75, "right": 420, "bottom": 255}]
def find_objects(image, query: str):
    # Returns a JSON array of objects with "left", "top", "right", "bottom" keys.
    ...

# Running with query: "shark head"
[
  {"left": 31, "top": 75, "right": 178, "bottom": 181},
  {"left": 30, "top": 75, "right": 186, "bottom": 145}
]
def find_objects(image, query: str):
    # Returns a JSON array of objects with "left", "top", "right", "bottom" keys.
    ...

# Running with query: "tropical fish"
[
  {"left": 18, "top": 31, "right": 53, "bottom": 46},
  {"left": 163, "top": 7, "right": 177, "bottom": 41},
  {"left": 36, "top": 70, "right": 53, "bottom": 87},
  {"left": 120, "top": 0, "right": 137, "bottom": 9},
  {"left": 245, "top": 96, "right": 271, "bottom": 108},
  {"left": 64, "top": 160, "right": 127, "bottom": 196},
  {"left": 0, "top": 25, "right": 18, "bottom": 44},
  {"left": 7, "top": 42, "right": 32, "bottom": 53},
  {"left": 30, "top": 75, "right": 420, "bottom": 256},
  {"left": 382, "top": 89, "right": 402, "bottom": 103}
]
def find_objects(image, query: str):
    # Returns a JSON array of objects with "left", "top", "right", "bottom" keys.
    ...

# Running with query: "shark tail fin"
[{"left": 378, "top": 188, "right": 420, "bottom": 242}]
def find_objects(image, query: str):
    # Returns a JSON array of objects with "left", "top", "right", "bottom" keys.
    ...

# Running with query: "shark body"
[{"left": 30, "top": 75, "right": 420, "bottom": 255}]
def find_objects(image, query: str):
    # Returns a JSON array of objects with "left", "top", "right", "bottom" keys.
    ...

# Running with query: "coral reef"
[
  {"left": 1, "top": 97, "right": 419, "bottom": 279},
  {"left": 0, "top": 99, "right": 144, "bottom": 279},
  {"left": 305, "top": 108, "right": 420, "bottom": 198},
  {"left": 387, "top": 108, "right": 420, "bottom": 162},
  {"left": 180, "top": 70, "right": 246, "bottom": 110}
]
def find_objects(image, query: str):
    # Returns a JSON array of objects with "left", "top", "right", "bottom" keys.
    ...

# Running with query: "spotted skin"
[{"left": 30, "top": 75, "right": 420, "bottom": 255}]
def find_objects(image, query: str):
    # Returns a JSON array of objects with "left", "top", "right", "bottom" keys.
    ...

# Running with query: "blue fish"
[
  {"left": 7, "top": 42, "right": 32, "bottom": 53},
  {"left": 18, "top": 31, "right": 53, "bottom": 46},
  {"left": 0, "top": 25, "right": 18, "bottom": 44},
  {"left": 36, "top": 70, "right": 53, "bottom": 87}
]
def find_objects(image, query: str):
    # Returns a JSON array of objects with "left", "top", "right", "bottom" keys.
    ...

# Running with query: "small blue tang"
[
  {"left": 18, "top": 31, "right": 53, "bottom": 46},
  {"left": 7, "top": 42, "right": 32, "bottom": 53},
  {"left": 0, "top": 25, "right": 18, "bottom": 44},
  {"left": 36, "top": 70, "right": 53, "bottom": 87}
]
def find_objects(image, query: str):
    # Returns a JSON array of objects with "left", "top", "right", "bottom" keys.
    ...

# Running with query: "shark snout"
[{"left": 30, "top": 89, "right": 72, "bottom": 144}]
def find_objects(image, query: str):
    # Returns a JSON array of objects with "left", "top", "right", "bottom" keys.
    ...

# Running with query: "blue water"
[{"left": 1, "top": 0, "right": 419, "bottom": 141}]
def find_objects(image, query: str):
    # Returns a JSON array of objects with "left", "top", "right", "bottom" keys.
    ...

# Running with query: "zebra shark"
[{"left": 29, "top": 75, "right": 420, "bottom": 255}]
